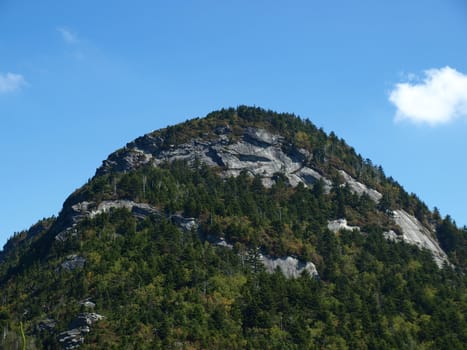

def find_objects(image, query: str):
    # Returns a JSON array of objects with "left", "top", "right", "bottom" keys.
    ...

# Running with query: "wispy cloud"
[
  {"left": 57, "top": 26, "right": 78, "bottom": 44},
  {"left": 389, "top": 66, "right": 467, "bottom": 125},
  {"left": 57, "top": 26, "right": 87, "bottom": 60},
  {"left": 0, "top": 72, "right": 26, "bottom": 94}
]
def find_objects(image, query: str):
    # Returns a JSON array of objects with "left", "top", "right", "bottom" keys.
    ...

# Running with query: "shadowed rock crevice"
[
  {"left": 242, "top": 133, "right": 272, "bottom": 148},
  {"left": 236, "top": 154, "right": 272, "bottom": 162},
  {"left": 205, "top": 147, "right": 225, "bottom": 167}
]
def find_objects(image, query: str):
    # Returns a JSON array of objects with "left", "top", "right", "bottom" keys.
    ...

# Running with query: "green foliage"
[{"left": 0, "top": 106, "right": 466, "bottom": 349}]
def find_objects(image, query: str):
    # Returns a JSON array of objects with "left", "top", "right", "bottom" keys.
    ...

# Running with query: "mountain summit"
[{"left": 1, "top": 106, "right": 466, "bottom": 349}]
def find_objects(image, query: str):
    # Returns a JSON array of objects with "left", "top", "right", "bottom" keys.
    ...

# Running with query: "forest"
[{"left": 0, "top": 107, "right": 466, "bottom": 349}]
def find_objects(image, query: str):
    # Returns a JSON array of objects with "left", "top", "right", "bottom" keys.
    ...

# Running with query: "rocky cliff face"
[
  {"left": 260, "top": 255, "right": 318, "bottom": 278},
  {"left": 2, "top": 107, "right": 464, "bottom": 350},
  {"left": 338, "top": 170, "right": 382, "bottom": 203},
  {"left": 387, "top": 210, "right": 449, "bottom": 268},
  {"left": 92, "top": 125, "right": 451, "bottom": 269},
  {"left": 98, "top": 127, "right": 332, "bottom": 190}
]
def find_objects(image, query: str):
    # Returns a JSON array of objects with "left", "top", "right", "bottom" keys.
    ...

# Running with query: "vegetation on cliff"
[{"left": 1, "top": 107, "right": 466, "bottom": 349}]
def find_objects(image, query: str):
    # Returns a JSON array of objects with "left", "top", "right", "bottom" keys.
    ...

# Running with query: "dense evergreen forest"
[{"left": 0, "top": 107, "right": 466, "bottom": 349}]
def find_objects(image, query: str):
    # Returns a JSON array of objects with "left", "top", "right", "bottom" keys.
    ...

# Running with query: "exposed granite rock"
[
  {"left": 260, "top": 254, "right": 319, "bottom": 278},
  {"left": 208, "top": 236, "right": 317, "bottom": 278},
  {"left": 98, "top": 127, "right": 332, "bottom": 190},
  {"left": 244, "top": 127, "right": 282, "bottom": 146},
  {"left": 132, "top": 134, "right": 166, "bottom": 154},
  {"left": 99, "top": 147, "right": 154, "bottom": 175},
  {"left": 131, "top": 203, "right": 161, "bottom": 220},
  {"left": 294, "top": 167, "right": 332, "bottom": 187},
  {"left": 383, "top": 230, "right": 400, "bottom": 241},
  {"left": 389, "top": 210, "right": 449, "bottom": 268},
  {"left": 153, "top": 140, "right": 221, "bottom": 168},
  {"left": 58, "top": 328, "right": 84, "bottom": 350},
  {"left": 56, "top": 200, "right": 161, "bottom": 241},
  {"left": 61, "top": 255, "right": 86, "bottom": 271},
  {"left": 219, "top": 139, "right": 301, "bottom": 182},
  {"left": 72, "top": 200, "right": 161, "bottom": 220},
  {"left": 36, "top": 318, "right": 57, "bottom": 333},
  {"left": 338, "top": 170, "right": 382, "bottom": 203},
  {"left": 79, "top": 299, "right": 96, "bottom": 309},
  {"left": 69, "top": 313, "right": 104, "bottom": 329},
  {"left": 69, "top": 201, "right": 94, "bottom": 225},
  {"left": 327, "top": 219, "right": 360, "bottom": 233},
  {"left": 171, "top": 215, "right": 198, "bottom": 231},
  {"left": 58, "top": 313, "right": 104, "bottom": 350},
  {"left": 57, "top": 197, "right": 201, "bottom": 245},
  {"left": 55, "top": 227, "right": 78, "bottom": 242}
]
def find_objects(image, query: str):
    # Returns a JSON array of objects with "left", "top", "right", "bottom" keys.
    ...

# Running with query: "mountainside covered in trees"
[{"left": 1, "top": 106, "right": 466, "bottom": 349}]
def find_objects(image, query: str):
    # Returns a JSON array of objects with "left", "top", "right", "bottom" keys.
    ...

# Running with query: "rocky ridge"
[
  {"left": 327, "top": 219, "right": 361, "bottom": 233},
  {"left": 1, "top": 108, "right": 465, "bottom": 350},
  {"left": 99, "top": 127, "right": 332, "bottom": 190},
  {"left": 58, "top": 312, "right": 104, "bottom": 350},
  {"left": 386, "top": 210, "right": 449, "bottom": 268},
  {"left": 93, "top": 126, "right": 450, "bottom": 268},
  {"left": 56, "top": 198, "right": 319, "bottom": 280}
]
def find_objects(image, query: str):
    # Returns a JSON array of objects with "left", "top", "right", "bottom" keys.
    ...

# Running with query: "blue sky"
[{"left": 1, "top": 1, "right": 466, "bottom": 247}]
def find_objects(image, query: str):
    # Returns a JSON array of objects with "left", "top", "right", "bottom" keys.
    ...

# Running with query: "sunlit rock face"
[
  {"left": 338, "top": 170, "right": 382, "bottom": 203},
  {"left": 259, "top": 254, "right": 319, "bottom": 279},
  {"left": 98, "top": 127, "right": 332, "bottom": 190},
  {"left": 327, "top": 219, "right": 360, "bottom": 233},
  {"left": 388, "top": 210, "right": 449, "bottom": 268}
]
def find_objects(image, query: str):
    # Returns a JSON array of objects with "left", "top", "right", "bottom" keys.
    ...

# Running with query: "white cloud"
[
  {"left": 57, "top": 26, "right": 78, "bottom": 44},
  {"left": 0, "top": 72, "right": 26, "bottom": 94},
  {"left": 389, "top": 66, "right": 467, "bottom": 125}
]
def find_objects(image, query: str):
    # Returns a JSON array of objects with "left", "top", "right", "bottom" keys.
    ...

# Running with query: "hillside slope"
[{"left": 1, "top": 106, "right": 466, "bottom": 349}]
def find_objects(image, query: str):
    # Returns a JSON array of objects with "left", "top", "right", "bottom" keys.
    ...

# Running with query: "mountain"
[{"left": 1, "top": 106, "right": 466, "bottom": 349}]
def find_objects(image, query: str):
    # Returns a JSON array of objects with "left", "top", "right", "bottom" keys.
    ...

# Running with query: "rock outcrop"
[
  {"left": 338, "top": 170, "right": 382, "bottom": 203},
  {"left": 327, "top": 219, "right": 360, "bottom": 233},
  {"left": 327, "top": 211, "right": 449, "bottom": 268},
  {"left": 388, "top": 210, "right": 449, "bottom": 268},
  {"left": 209, "top": 237, "right": 318, "bottom": 279},
  {"left": 260, "top": 254, "right": 319, "bottom": 278},
  {"left": 61, "top": 254, "right": 86, "bottom": 271},
  {"left": 56, "top": 200, "right": 162, "bottom": 241},
  {"left": 58, "top": 312, "right": 104, "bottom": 350},
  {"left": 71, "top": 200, "right": 161, "bottom": 222},
  {"left": 98, "top": 127, "right": 332, "bottom": 190},
  {"left": 170, "top": 215, "right": 198, "bottom": 232},
  {"left": 62, "top": 126, "right": 449, "bottom": 273}
]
